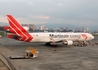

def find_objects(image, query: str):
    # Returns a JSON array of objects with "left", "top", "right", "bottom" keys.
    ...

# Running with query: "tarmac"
[{"left": 0, "top": 36, "right": 98, "bottom": 70}]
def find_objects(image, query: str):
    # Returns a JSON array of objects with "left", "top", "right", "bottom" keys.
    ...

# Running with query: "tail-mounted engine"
[{"left": 3, "top": 26, "right": 29, "bottom": 32}]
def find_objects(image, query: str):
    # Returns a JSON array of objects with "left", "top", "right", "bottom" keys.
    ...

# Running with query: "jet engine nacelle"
[
  {"left": 3, "top": 26, "right": 10, "bottom": 31},
  {"left": 62, "top": 40, "right": 73, "bottom": 45},
  {"left": 3, "top": 26, "right": 29, "bottom": 32},
  {"left": 23, "top": 27, "right": 29, "bottom": 32}
]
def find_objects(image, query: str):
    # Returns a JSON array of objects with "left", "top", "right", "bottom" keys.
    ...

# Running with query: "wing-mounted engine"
[
  {"left": 62, "top": 40, "right": 73, "bottom": 45},
  {"left": 7, "top": 33, "right": 22, "bottom": 40}
]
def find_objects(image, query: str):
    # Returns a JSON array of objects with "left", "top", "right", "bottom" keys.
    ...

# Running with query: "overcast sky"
[{"left": 0, "top": 0, "right": 98, "bottom": 29}]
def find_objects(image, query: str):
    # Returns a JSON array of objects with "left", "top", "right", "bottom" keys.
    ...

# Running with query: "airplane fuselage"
[
  {"left": 6, "top": 15, "right": 95, "bottom": 46},
  {"left": 29, "top": 32, "right": 94, "bottom": 43}
]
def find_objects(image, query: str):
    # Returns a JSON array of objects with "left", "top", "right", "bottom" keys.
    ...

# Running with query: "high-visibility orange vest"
[{"left": 31, "top": 49, "right": 37, "bottom": 54}]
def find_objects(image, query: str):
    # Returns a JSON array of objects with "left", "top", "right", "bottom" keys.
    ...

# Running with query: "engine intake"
[{"left": 62, "top": 40, "right": 73, "bottom": 45}]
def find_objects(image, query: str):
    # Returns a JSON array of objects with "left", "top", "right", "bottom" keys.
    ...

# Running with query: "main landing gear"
[
  {"left": 75, "top": 40, "right": 94, "bottom": 47},
  {"left": 77, "top": 41, "right": 87, "bottom": 47},
  {"left": 45, "top": 42, "right": 57, "bottom": 47}
]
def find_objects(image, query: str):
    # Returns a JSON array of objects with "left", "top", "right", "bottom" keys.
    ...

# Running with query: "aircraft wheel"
[
  {"left": 45, "top": 43, "right": 51, "bottom": 46},
  {"left": 51, "top": 44, "right": 57, "bottom": 47}
]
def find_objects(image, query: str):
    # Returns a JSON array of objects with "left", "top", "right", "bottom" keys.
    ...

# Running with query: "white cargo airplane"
[{"left": 6, "top": 15, "right": 94, "bottom": 46}]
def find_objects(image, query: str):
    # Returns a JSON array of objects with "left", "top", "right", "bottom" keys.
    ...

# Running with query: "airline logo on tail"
[{"left": 6, "top": 15, "right": 33, "bottom": 42}]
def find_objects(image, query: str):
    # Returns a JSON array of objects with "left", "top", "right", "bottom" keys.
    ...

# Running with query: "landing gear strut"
[
  {"left": 45, "top": 42, "right": 51, "bottom": 46},
  {"left": 75, "top": 40, "right": 88, "bottom": 47},
  {"left": 45, "top": 42, "right": 57, "bottom": 47},
  {"left": 51, "top": 44, "right": 57, "bottom": 47}
]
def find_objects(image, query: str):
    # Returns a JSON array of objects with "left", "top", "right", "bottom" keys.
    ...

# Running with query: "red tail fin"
[
  {"left": 6, "top": 15, "right": 27, "bottom": 34},
  {"left": 6, "top": 15, "right": 33, "bottom": 42}
]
